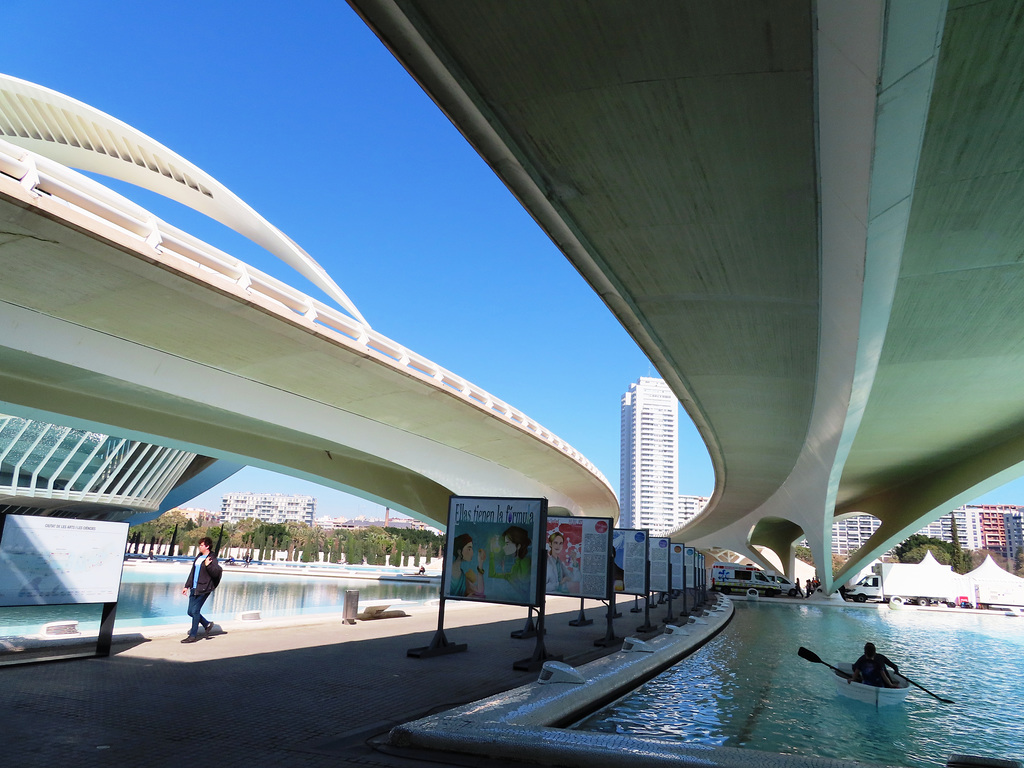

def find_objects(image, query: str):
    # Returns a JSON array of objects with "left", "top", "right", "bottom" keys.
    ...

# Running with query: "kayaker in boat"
[{"left": 850, "top": 642, "right": 898, "bottom": 688}]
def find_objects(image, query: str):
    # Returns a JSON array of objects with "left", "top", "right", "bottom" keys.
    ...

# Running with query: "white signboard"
[
  {"left": 649, "top": 537, "right": 670, "bottom": 592},
  {"left": 0, "top": 515, "right": 129, "bottom": 606}
]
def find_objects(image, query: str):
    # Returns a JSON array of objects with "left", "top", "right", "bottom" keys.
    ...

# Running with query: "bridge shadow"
[{"left": 0, "top": 599, "right": 693, "bottom": 767}]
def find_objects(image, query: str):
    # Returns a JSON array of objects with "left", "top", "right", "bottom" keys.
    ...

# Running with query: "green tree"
[
  {"left": 948, "top": 514, "right": 971, "bottom": 574},
  {"left": 346, "top": 534, "right": 363, "bottom": 565},
  {"left": 231, "top": 517, "right": 260, "bottom": 553},
  {"left": 899, "top": 544, "right": 951, "bottom": 565},
  {"left": 795, "top": 546, "right": 813, "bottom": 565},
  {"left": 362, "top": 527, "right": 393, "bottom": 566},
  {"left": 891, "top": 534, "right": 954, "bottom": 564},
  {"left": 392, "top": 537, "right": 404, "bottom": 568},
  {"left": 303, "top": 526, "right": 326, "bottom": 562},
  {"left": 254, "top": 523, "right": 288, "bottom": 561}
]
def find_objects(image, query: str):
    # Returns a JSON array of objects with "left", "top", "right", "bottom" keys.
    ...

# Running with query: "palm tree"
[
  {"left": 307, "top": 526, "right": 327, "bottom": 562},
  {"left": 231, "top": 517, "right": 260, "bottom": 552},
  {"left": 362, "top": 527, "right": 393, "bottom": 566}
]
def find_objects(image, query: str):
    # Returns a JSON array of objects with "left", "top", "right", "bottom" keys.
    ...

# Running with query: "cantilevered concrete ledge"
[
  {"left": 387, "top": 595, "right": 740, "bottom": 766},
  {"left": 384, "top": 594, "right": 898, "bottom": 767}
]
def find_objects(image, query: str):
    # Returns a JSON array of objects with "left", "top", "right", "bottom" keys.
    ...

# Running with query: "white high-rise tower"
[{"left": 620, "top": 377, "right": 679, "bottom": 534}]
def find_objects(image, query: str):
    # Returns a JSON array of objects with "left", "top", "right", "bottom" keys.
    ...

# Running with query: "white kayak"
[{"left": 834, "top": 662, "right": 911, "bottom": 706}]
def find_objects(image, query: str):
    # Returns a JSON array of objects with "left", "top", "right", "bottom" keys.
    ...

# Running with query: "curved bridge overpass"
[
  {"left": 349, "top": 0, "right": 1024, "bottom": 588},
  {"left": 0, "top": 77, "right": 617, "bottom": 527}
]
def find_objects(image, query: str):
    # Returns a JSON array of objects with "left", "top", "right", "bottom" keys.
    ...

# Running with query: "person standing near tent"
[{"left": 180, "top": 536, "right": 223, "bottom": 643}]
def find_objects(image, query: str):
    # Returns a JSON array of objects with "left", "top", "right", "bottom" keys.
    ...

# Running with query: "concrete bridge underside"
[
  {"left": 0, "top": 174, "right": 617, "bottom": 527},
  {"left": 350, "top": 0, "right": 1024, "bottom": 588}
]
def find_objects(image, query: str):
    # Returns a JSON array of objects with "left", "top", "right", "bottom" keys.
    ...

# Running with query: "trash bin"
[{"left": 343, "top": 589, "right": 359, "bottom": 624}]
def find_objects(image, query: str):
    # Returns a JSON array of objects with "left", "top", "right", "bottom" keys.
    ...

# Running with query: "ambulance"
[{"left": 710, "top": 563, "right": 780, "bottom": 596}]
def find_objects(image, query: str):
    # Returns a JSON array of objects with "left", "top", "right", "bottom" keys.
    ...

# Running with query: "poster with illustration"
[
  {"left": 611, "top": 528, "right": 648, "bottom": 596},
  {"left": 544, "top": 516, "right": 612, "bottom": 599},
  {"left": 443, "top": 496, "right": 546, "bottom": 607},
  {"left": 648, "top": 537, "right": 670, "bottom": 592},
  {"left": 670, "top": 543, "right": 685, "bottom": 590}
]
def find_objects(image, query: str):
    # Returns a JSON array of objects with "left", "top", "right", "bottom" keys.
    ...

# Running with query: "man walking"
[{"left": 181, "top": 536, "right": 223, "bottom": 643}]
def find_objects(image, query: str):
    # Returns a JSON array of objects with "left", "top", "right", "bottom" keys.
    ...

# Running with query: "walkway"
[{"left": 2, "top": 595, "right": 703, "bottom": 768}]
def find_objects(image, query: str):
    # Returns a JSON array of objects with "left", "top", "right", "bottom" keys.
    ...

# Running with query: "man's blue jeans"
[{"left": 187, "top": 590, "right": 211, "bottom": 637}]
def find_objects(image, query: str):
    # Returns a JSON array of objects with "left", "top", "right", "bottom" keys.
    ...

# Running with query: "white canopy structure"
[
  {"left": 967, "top": 556, "right": 1024, "bottom": 608},
  {"left": 0, "top": 73, "right": 367, "bottom": 325},
  {"left": 967, "top": 555, "right": 1023, "bottom": 584}
]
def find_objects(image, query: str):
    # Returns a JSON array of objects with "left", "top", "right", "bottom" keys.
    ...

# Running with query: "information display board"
[
  {"left": 0, "top": 515, "right": 130, "bottom": 607},
  {"left": 544, "top": 515, "right": 612, "bottom": 599},
  {"left": 443, "top": 497, "right": 546, "bottom": 607},
  {"left": 612, "top": 528, "right": 648, "bottom": 596},
  {"left": 670, "top": 543, "right": 686, "bottom": 590},
  {"left": 648, "top": 537, "right": 670, "bottom": 593},
  {"left": 685, "top": 546, "right": 697, "bottom": 589}
]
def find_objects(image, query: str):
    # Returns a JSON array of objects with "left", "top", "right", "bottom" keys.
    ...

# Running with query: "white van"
[
  {"left": 765, "top": 571, "right": 801, "bottom": 597},
  {"left": 710, "top": 563, "right": 779, "bottom": 596}
]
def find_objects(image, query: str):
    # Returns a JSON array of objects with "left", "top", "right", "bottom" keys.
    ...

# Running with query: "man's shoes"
[
  {"left": 202, "top": 621, "right": 219, "bottom": 636},
  {"left": 181, "top": 635, "right": 199, "bottom": 644}
]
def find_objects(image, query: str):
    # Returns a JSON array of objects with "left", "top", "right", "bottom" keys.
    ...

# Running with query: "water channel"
[
  {"left": 576, "top": 599, "right": 1023, "bottom": 767},
  {"left": 0, "top": 561, "right": 438, "bottom": 637}
]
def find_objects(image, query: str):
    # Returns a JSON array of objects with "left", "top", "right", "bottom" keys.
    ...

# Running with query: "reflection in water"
[
  {"left": 0, "top": 567, "right": 438, "bottom": 636},
  {"left": 575, "top": 601, "right": 1024, "bottom": 768}
]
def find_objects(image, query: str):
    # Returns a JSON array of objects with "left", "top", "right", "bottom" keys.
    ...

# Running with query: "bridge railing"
[{"left": 0, "top": 139, "right": 610, "bottom": 491}]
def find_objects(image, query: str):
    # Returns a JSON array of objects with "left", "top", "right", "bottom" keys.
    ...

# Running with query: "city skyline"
[{"left": 5, "top": 2, "right": 1024, "bottom": 521}]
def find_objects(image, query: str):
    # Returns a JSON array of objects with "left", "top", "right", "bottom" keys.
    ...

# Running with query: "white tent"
[
  {"left": 909, "top": 550, "right": 971, "bottom": 596},
  {"left": 966, "top": 555, "right": 1024, "bottom": 608},
  {"left": 967, "top": 554, "right": 1023, "bottom": 584}
]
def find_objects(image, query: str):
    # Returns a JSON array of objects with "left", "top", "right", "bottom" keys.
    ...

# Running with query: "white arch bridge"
[{"left": 0, "top": 74, "right": 617, "bottom": 527}]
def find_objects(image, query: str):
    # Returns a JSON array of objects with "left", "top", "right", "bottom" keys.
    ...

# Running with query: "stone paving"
[{"left": 1, "top": 595, "right": 696, "bottom": 768}]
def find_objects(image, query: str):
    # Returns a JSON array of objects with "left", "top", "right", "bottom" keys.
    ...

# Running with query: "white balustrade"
[{"left": 0, "top": 137, "right": 610, "bottom": 489}]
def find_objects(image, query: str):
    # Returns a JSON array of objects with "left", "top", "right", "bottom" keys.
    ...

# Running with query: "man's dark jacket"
[{"left": 184, "top": 556, "right": 223, "bottom": 595}]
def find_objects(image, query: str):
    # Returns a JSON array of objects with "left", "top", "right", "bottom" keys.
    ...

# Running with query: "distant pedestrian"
[
  {"left": 180, "top": 537, "right": 223, "bottom": 643},
  {"left": 795, "top": 578, "right": 804, "bottom": 597}
]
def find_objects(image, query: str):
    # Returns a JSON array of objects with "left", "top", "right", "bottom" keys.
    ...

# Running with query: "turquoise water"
[
  {"left": 0, "top": 566, "right": 438, "bottom": 635},
  {"left": 576, "top": 600, "right": 1023, "bottom": 767}
]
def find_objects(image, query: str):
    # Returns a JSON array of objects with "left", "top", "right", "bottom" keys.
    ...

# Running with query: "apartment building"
[
  {"left": 221, "top": 492, "right": 316, "bottom": 526},
  {"left": 620, "top": 377, "right": 679, "bottom": 535}
]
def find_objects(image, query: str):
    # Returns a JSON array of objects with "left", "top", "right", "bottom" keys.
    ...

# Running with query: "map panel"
[{"left": 0, "top": 515, "right": 129, "bottom": 606}]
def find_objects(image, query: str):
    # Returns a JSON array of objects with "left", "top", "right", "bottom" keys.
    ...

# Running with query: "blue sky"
[{"left": 4, "top": 2, "right": 1021, "bottom": 518}]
